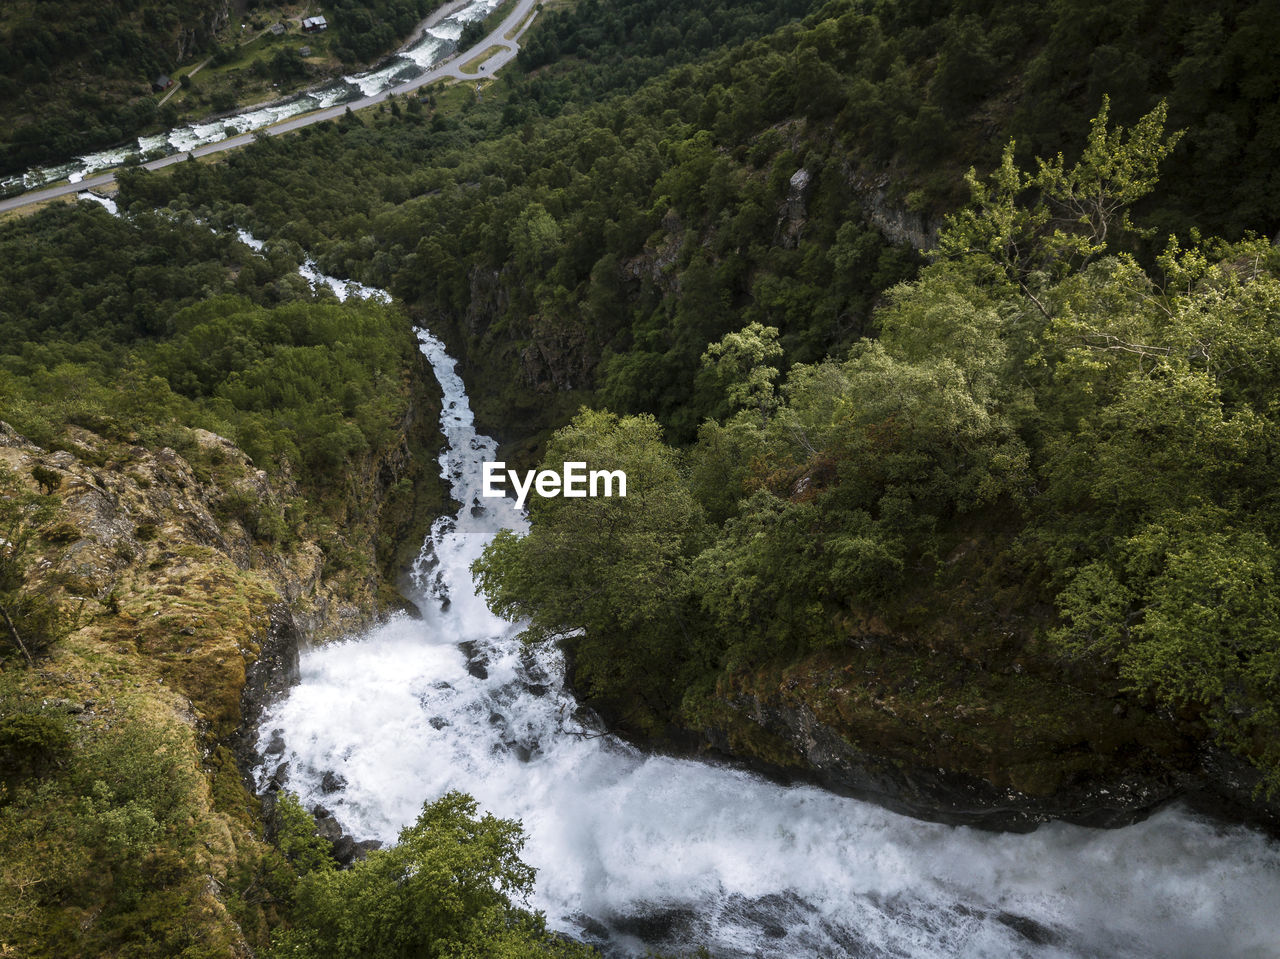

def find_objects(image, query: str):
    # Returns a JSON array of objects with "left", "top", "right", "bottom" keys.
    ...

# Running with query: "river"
[
  {"left": 252, "top": 314, "right": 1280, "bottom": 958},
  {"left": 2, "top": 0, "right": 502, "bottom": 196}
]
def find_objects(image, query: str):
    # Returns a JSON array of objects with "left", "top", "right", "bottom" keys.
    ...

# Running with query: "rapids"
[{"left": 254, "top": 328, "right": 1280, "bottom": 958}]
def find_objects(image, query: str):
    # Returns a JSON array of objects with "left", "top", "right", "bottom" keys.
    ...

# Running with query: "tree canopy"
[{"left": 475, "top": 103, "right": 1280, "bottom": 790}]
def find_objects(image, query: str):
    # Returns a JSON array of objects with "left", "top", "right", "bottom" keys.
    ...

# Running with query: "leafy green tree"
[
  {"left": 272, "top": 792, "right": 338, "bottom": 878},
  {"left": 508, "top": 203, "right": 562, "bottom": 273},
  {"left": 1040, "top": 241, "right": 1280, "bottom": 789},
  {"left": 475, "top": 410, "right": 711, "bottom": 729},
  {"left": 936, "top": 98, "right": 1181, "bottom": 311},
  {"left": 268, "top": 792, "right": 595, "bottom": 959},
  {"left": 699, "top": 321, "right": 782, "bottom": 425}
]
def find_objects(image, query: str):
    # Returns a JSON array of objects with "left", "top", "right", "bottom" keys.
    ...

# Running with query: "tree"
[
  {"left": 935, "top": 98, "right": 1182, "bottom": 313},
  {"left": 699, "top": 321, "right": 782, "bottom": 425},
  {"left": 508, "top": 203, "right": 562, "bottom": 273},
  {"left": 474, "top": 410, "right": 711, "bottom": 729},
  {"left": 268, "top": 792, "right": 594, "bottom": 959},
  {"left": 1043, "top": 244, "right": 1280, "bottom": 791}
]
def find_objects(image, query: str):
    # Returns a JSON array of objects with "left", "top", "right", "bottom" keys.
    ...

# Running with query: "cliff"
[{"left": 0, "top": 351, "right": 448, "bottom": 955}]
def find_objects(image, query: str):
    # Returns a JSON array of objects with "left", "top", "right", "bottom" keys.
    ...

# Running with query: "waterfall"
[{"left": 254, "top": 327, "right": 1280, "bottom": 959}]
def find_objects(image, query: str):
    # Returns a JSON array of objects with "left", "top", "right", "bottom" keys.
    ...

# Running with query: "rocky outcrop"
[
  {"left": 1189, "top": 745, "right": 1280, "bottom": 834},
  {"left": 699, "top": 684, "right": 1180, "bottom": 831},
  {"left": 230, "top": 602, "right": 302, "bottom": 771},
  {"left": 0, "top": 355, "right": 449, "bottom": 900},
  {"left": 848, "top": 167, "right": 939, "bottom": 252},
  {"left": 0, "top": 409, "right": 440, "bottom": 736},
  {"left": 623, "top": 209, "right": 685, "bottom": 297},
  {"left": 775, "top": 168, "right": 811, "bottom": 249},
  {"left": 673, "top": 631, "right": 1280, "bottom": 836}
]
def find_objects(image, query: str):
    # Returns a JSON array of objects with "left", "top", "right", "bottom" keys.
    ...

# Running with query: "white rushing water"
[
  {"left": 255, "top": 327, "right": 1280, "bottom": 958},
  {"left": 234, "top": 228, "right": 390, "bottom": 302},
  {"left": 3, "top": 0, "right": 501, "bottom": 195},
  {"left": 76, "top": 193, "right": 395, "bottom": 308}
]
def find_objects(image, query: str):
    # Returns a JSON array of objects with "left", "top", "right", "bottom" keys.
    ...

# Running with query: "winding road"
[{"left": 0, "top": 0, "right": 538, "bottom": 214}]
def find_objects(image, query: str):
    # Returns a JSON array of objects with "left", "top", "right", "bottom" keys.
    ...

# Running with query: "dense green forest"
[
  {"left": 0, "top": 0, "right": 223, "bottom": 174},
  {"left": 119, "top": 0, "right": 1280, "bottom": 445},
  {"left": 0, "top": 200, "right": 552, "bottom": 954},
  {"left": 476, "top": 105, "right": 1280, "bottom": 790},
  {"left": 5, "top": 0, "right": 1280, "bottom": 953},
  {"left": 110, "top": 0, "right": 1280, "bottom": 793},
  {"left": 0, "top": 203, "right": 414, "bottom": 500},
  {"left": 327, "top": 0, "right": 438, "bottom": 62}
]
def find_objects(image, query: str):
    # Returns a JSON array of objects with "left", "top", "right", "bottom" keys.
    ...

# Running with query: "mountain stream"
[{"left": 252, "top": 319, "right": 1280, "bottom": 959}]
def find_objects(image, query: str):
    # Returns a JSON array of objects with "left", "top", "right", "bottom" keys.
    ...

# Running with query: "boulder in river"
[
  {"left": 320, "top": 770, "right": 348, "bottom": 793},
  {"left": 312, "top": 806, "right": 344, "bottom": 843}
]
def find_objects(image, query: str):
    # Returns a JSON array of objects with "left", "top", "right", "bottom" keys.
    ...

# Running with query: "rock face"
[
  {"left": 700, "top": 686, "right": 1178, "bottom": 831},
  {"left": 668, "top": 631, "right": 1280, "bottom": 835},
  {"left": 0, "top": 417, "right": 428, "bottom": 741},
  {"left": 844, "top": 162, "right": 941, "bottom": 251},
  {"left": 230, "top": 605, "right": 303, "bottom": 771},
  {"left": 0, "top": 353, "right": 449, "bottom": 918},
  {"left": 776, "top": 167, "right": 811, "bottom": 249}
]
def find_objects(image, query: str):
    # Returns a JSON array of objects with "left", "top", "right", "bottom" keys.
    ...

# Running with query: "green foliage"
[
  {"left": 516, "top": 0, "right": 813, "bottom": 107},
  {"left": 268, "top": 791, "right": 595, "bottom": 959},
  {"left": 0, "top": 701, "right": 227, "bottom": 958},
  {"left": 1036, "top": 239, "right": 1280, "bottom": 790},
  {"left": 699, "top": 322, "right": 782, "bottom": 424},
  {"left": 476, "top": 102, "right": 1280, "bottom": 791},
  {"left": 0, "top": 466, "right": 65, "bottom": 665},
  {"left": 116, "top": 0, "right": 1280, "bottom": 463},
  {"left": 475, "top": 410, "right": 710, "bottom": 729},
  {"left": 0, "top": 711, "right": 72, "bottom": 799},
  {"left": 0, "top": 203, "right": 419, "bottom": 500},
  {"left": 272, "top": 792, "right": 337, "bottom": 878},
  {"left": 119, "top": 0, "right": 931, "bottom": 446},
  {"left": 0, "top": 0, "right": 215, "bottom": 173},
  {"left": 936, "top": 98, "right": 1181, "bottom": 299}
]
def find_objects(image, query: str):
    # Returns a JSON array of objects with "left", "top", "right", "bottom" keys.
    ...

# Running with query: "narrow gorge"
[{"left": 252, "top": 319, "right": 1280, "bottom": 959}]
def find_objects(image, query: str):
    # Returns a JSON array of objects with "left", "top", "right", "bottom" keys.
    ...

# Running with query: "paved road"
[{"left": 0, "top": 0, "right": 538, "bottom": 214}]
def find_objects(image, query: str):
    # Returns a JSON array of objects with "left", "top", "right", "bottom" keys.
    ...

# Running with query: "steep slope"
[
  {"left": 107, "top": 0, "right": 1280, "bottom": 831},
  {"left": 0, "top": 199, "right": 450, "bottom": 954}
]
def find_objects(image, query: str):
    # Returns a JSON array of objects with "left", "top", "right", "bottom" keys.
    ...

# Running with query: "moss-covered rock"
[{"left": 0, "top": 376, "right": 448, "bottom": 955}]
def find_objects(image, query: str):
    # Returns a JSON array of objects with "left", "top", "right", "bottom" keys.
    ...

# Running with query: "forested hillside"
[
  {"left": 1, "top": 0, "right": 226, "bottom": 173},
  {"left": 119, "top": 0, "right": 1280, "bottom": 448},
  {"left": 0, "top": 201, "right": 464, "bottom": 953},
  {"left": 116, "top": 0, "right": 1280, "bottom": 814},
  {"left": 6, "top": 0, "right": 1280, "bottom": 952},
  {"left": 477, "top": 108, "right": 1280, "bottom": 807},
  {"left": 1, "top": 204, "right": 414, "bottom": 501}
]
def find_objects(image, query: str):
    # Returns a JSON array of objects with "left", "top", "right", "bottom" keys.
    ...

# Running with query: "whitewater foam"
[{"left": 255, "top": 326, "right": 1280, "bottom": 959}]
